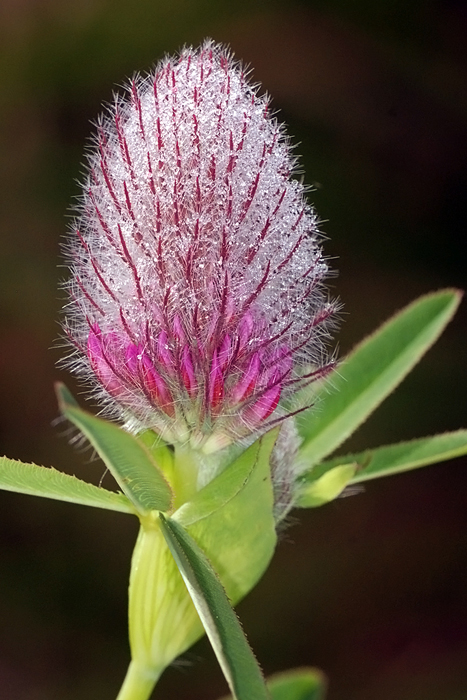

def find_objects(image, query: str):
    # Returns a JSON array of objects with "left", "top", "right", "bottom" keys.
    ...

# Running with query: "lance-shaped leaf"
[
  {"left": 160, "top": 514, "right": 269, "bottom": 700},
  {"left": 299, "top": 430, "right": 467, "bottom": 489},
  {"left": 219, "top": 666, "right": 327, "bottom": 700},
  {"left": 56, "top": 383, "right": 173, "bottom": 515},
  {"left": 297, "top": 289, "right": 462, "bottom": 468},
  {"left": 0, "top": 456, "right": 134, "bottom": 514}
]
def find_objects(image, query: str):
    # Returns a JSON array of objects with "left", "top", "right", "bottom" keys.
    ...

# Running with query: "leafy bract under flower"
[{"left": 63, "top": 40, "right": 336, "bottom": 452}]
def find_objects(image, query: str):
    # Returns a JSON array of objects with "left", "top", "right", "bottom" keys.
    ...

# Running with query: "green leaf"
[
  {"left": 159, "top": 514, "right": 269, "bottom": 700},
  {"left": 219, "top": 667, "right": 327, "bottom": 700},
  {"left": 56, "top": 383, "right": 173, "bottom": 515},
  {"left": 0, "top": 456, "right": 134, "bottom": 514},
  {"left": 175, "top": 429, "right": 278, "bottom": 526},
  {"left": 268, "top": 667, "right": 327, "bottom": 700},
  {"left": 174, "top": 429, "right": 278, "bottom": 604},
  {"left": 296, "top": 463, "right": 357, "bottom": 508},
  {"left": 297, "top": 289, "right": 462, "bottom": 468},
  {"left": 302, "top": 430, "right": 467, "bottom": 486},
  {"left": 136, "top": 429, "right": 175, "bottom": 483}
]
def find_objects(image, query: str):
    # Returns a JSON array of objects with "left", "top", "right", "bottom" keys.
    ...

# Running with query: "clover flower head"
[{"left": 63, "top": 40, "right": 337, "bottom": 454}]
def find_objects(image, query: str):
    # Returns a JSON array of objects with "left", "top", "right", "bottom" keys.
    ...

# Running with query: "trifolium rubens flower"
[{"left": 62, "top": 40, "right": 337, "bottom": 490}]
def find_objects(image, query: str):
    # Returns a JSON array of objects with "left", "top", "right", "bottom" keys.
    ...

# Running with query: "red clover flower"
[{"left": 63, "top": 40, "right": 337, "bottom": 456}]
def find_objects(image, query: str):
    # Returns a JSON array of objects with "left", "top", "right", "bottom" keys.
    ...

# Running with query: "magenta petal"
[
  {"left": 87, "top": 327, "right": 125, "bottom": 397},
  {"left": 217, "top": 334, "right": 232, "bottom": 370},
  {"left": 209, "top": 350, "right": 224, "bottom": 410},
  {"left": 243, "top": 384, "right": 281, "bottom": 425},
  {"left": 157, "top": 331, "right": 174, "bottom": 372},
  {"left": 125, "top": 343, "right": 139, "bottom": 374},
  {"left": 139, "top": 352, "right": 174, "bottom": 416},
  {"left": 181, "top": 346, "right": 196, "bottom": 395},
  {"left": 230, "top": 352, "right": 261, "bottom": 404},
  {"left": 125, "top": 342, "right": 174, "bottom": 416},
  {"left": 267, "top": 344, "right": 293, "bottom": 384}
]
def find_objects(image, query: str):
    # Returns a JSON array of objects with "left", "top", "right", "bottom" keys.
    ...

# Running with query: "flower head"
[{"left": 63, "top": 40, "right": 337, "bottom": 453}]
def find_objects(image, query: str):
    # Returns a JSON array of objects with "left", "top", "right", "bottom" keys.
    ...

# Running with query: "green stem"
[
  {"left": 116, "top": 661, "right": 161, "bottom": 700},
  {"left": 172, "top": 446, "right": 200, "bottom": 508}
]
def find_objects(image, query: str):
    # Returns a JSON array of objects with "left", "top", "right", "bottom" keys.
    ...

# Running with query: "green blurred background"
[{"left": 0, "top": 0, "right": 466, "bottom": 698}]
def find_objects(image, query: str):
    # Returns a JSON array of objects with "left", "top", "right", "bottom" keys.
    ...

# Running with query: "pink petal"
[
  {"left": 181, "top": 346, "right": 196, "bottom": 395},
  {"left": 140, "top": 352, "right": 174, "bottom": 417},
  {"left": 230, "top": 352, "right": 261, "bottom": 404},
  {"left": 157, "top": 331, "right": 174, "bottom": 373},
  {"left": 243, "top": 384, "right": 281, "bottom": 425},
  {"left": 87, "top": 326, "right": 125, "bottom": 397},
  {"left": 209, "top": 350, "right": 224, "bottom": 410},
  {"left": 217, "top": 334, "right": 232, "bottom": 370}
]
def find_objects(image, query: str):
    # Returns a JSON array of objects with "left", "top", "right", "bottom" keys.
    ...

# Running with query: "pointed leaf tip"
[
  {"left": 55, "top": 381, "right": 79, "bottom": 410},
  {"left": 56, "top": 383, "right": 173, "bottom": 515},
  {"left": 307, "top": 429, "right": 467, "bottom": 486},
  {"left": 0, "top": 456, "right": 134, "bottom": 514},
  {"left": 297, "top": 289, "right": 463, "bottom": 468}
]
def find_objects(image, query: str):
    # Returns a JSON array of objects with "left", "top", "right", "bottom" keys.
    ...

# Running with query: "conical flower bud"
[{"left": 63, "top": 40, "right": 337, "bottom": 453}]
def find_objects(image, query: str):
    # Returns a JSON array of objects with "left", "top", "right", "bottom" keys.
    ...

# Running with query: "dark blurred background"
[{"left": 0, "top": 0, "right": 466, "bottom": 698}]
